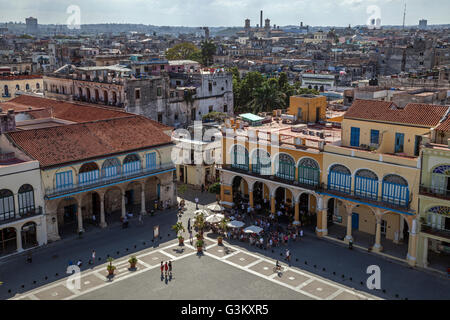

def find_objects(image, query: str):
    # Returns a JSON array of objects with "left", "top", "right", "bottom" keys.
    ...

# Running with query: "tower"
[
  {"left": 265, "top": 18, "right": 271, "bottom": 30},
  {"left": 260, "top": 10, "right": 263, "bottom": 29},
  {"left": 245, "top": 19, "right": 250, "bottom": 29}
]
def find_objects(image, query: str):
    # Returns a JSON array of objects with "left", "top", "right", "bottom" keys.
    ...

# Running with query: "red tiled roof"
[
  {"left": 0, "top": 75, "right": 42, "bottom": 81},
  {"left": 435, "top": 117, "right": 450, "bottom": 132},
  {"left": 344, "top": 99, "right": 449, "bottom": 127},
  {"left": 0, "top": 95, "right": 132, "bottom": 123},
  {"left": 6, "top": 116, "right": 173, "bottom": 168}
]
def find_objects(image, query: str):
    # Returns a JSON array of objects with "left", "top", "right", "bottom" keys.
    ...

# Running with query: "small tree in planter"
[
  {"left": 172, "top": 222, "right": 186, "bottom": 245},
  {"left": 194, "top": 213, "right": 206, "bottom": 235},
  {"left": 196, "top": 239, "right": 204, "bottom": 253},
  {"left": 107, "top": 257, "right": 116, "bottom": 276},
  {"left": 217, "top": 217, "right": 230, "bottom": 245},
  {"left": 128, "top": 256, "right": 138, "bottom": 269}
]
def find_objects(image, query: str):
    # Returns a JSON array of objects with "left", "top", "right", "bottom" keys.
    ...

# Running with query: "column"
[
  {"left": 372, "top": 218, "right": 383, "bottom": 253},
  {"left": 121, "top": 192, "right": 126, "bottom": 218},
  {"left": 14, "top": 194, "right": 20, "bottom": 218},
  {"left": 99, "top": 192, "right": 107, "bottom": 228},
  {"left": 294, "top": 201, "right": 300, "bottom": 224},
  {"left": 77, "top": 198, "right": 84, "bottom": 233},
  {"left": 407, "top": 219, "right": 417, "bottom": 267},
  {"left": 422, "top": 237, "right": 429, "bottom": 268},
  {"left": 16, "top": 227, "right": 23, "bottom": 252},
  {"left": 249, "top": 189, "right": 254, "bottom": 208},
  {"left": 271, "top": 195, "right": 276, "bottom": 214},
  {"left": 141, "top": 182, "right": 146, "bottom": 214},
  {"left": 316, "top": 209, "right": 328, "bottom": 237},
  {"left": 344, "top": 213, "right": 353, "bottom": 244}
]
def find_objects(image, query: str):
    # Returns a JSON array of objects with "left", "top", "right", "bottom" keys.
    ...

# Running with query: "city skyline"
[{"left": 0, "top": 0, "right": 449, "bottom": 28}]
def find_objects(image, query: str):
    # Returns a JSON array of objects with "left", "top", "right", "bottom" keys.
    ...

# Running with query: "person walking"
[
  {"left": 300, "top": 229, "right": 304, "bottom": 239},
  {"left": 285, "top": 249, "right": 291, "bottom": 264},
  {"left": 201, "top": 184, "right": 205, "bottom": 193},
  {"left": 160, "top": 261, "right": 164, "bottom": 277},
  {"left": 138, "top": 212, "right": 143, "bottom": 225},
  {"left": 168, "top": 261, "right": 173, "bottom": 277},
  {"left": 91, "top": 250, "right": 96, "bottom": 264},
  {"left": 187, "top": 218, "right": 191, "bottom": 230},
  {"left": 195, "top": 197, "right": 199, "bottom": 210},
  {"left": 164, "top": 261, "right": 169, "bottom": 278}
]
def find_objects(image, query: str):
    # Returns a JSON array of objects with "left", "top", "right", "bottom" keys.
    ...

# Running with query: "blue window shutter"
[{"left": 350, "top": 127, "right": 360, "bottom": 147}]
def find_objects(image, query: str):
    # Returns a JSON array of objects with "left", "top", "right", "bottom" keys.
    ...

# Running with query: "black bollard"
[
  {"left": 8, "top": 289, "right": 11, "bottom": 293},
  {"left": 349, "top": 277, "right": 352, "bottom": 281},
  {"left": 382, "top": 289, "right": 386, "bottom": 293},
  {"left": 98, "top": 257, "right": 101, "bottom": 261},
  {"left": 360, "top": 281, "right": 364, "bottom": 286},
  {"left": 21, "top": 285, "right": 24, "bottom": 288},
  {"left": 395, "top": 294, "right": 399, "bottom": 298},
  {"left": 107, "top": 254, "right": 110, "bottom": 258},
  {"left": 322, "top": 268, "right": 326, "bottom": 271},
  {"left": 55, "top": 273, "right": 59, "bottom": 276},
  {"left": 304, "top": 261, "right": 307, "bottom": 265},
  {"left": 33, "top": 281, "right": 36, "bottom": 284},
  {"left": 296, "top": 258, "right": 298, "bottom": 262},
  {"left": 280, "top": 253, "right": 282, "bottom": 257},
  {"left": 342, "top": 275, "right": 345, "bottom": 278},
  {"left": 117, "top": 251, "right": 120, "bottom": 255},
  {"left": 126, "top": 248, "right": 129, "bottom": 251},
  {"left": 313, "top": 265, "right": 317, "bottom": 268},
  {"left": 151, "top": 239, "right": 154, "bottom": 243},
  {"left": 44, "top": 276, "right": 48, "bottom": 280},
  {"left": 333, "top": 272, "right": 336, "bottom": 275},
  {"left": 134, "top": 245, "right": 137, "bottom": 248}
]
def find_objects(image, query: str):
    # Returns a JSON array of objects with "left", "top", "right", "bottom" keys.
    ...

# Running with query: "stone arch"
[
  {"left": 125, "top": 181, "right": 143, "bottom": 213},
  {"left": 102, "top": 157, "right": 121, "bottom": 177},
  {"left": 252, "top": 180, "right": 271, "bottom": 203},
  {"left": 145, "top": 176, "right": 161, "bottom": 206},
  {"left": 56, "top": 197, "right": 78, "bottom": 234},
  {"left": 328, "top": 164, "right": 352, "bottom": 194},
  {"left": 0, "top": 227, "right": 17, "bottom": 255},
  {"left": 250, "top": 148, "right": 271, "bottom": 175},
  {"left": 104, "top": 186, "right": 123, "bottom": 218},
  {"left": 81, "top": 191, "right": 101, "bottom": 222},
  {"left": 21, "top": 221, "right": 38, "bottom": 249}
]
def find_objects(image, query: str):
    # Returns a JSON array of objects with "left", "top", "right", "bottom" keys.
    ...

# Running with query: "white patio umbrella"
[
  {"left": 207, "top": 204, "right": 223, "bottom": 212},
  {"left": 194, "top": 209, "right": 209, "bottom": 216},
  {"left": 227, "top": 220, "right": 245, "bottom": 228},
  {"left": 243, "top": 225, "right": 264, "bottom": 234},
  {"left": 206, "top": 213, "right": 225, "bottom": 223}
]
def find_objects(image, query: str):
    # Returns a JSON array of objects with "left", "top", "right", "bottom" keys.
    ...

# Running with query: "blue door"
[
  {"left": 350, "top": 127, "right": 360, "bottom": 147},
  {"left": 352, "top": 213, "right": 359, "bottom": 230},
  {"left": 157, "top": 184, "right": 161, "bottom": 200},
  {"left": 395, "top": 133, "right": 404, "bottom": 153}
]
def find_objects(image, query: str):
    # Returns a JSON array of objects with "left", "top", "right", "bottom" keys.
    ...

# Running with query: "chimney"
[{"left": 260, "top": 10, "right": 263, "bottom": 29}]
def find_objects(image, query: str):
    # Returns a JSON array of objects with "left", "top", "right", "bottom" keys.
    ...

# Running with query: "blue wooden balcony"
[{"left": 45, "top": 162, "right": 175, "bottom": 200}]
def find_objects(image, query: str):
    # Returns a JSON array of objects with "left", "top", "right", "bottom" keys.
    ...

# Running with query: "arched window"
[
  {"left": 3, "top": 85, "right": 9, "bottom": 97},
  {"left": 328, "top": 164, "right": 351, "bottom": 194},
  {"left": 426, "top": 206, "right": 450, "bottom": 231},
  {"left": 354, "top": 169, "right": 378, "bottom": 200},
  {"left": 275, "top": 154, "right": 295, "bottom": 181},
  {"left": 36, "top": 83, "right": 40, "bottom": 90},
  {"left": 0, "top": 189, "right": 15, "bottom": 221},
  {"left": 102, "top": 158, "right": 121, "bottom": 178},
  {"left": 15, "top": 84, "right": 20, "bottom": 91},
  {"left": 79, "top": 162, "right": 100, "bottom": 185},
  {"left": 231, "top": 145, "right": 249, "bottom": 171},
  {"left": 298, "top": 158, "right": 320, "bottom": 186},
  {"left": 431, "top": 165, "right": 450, "bottom": 195},
  {"left": 25, "top": 83, "right": 30, "bottom": 91},
  {"left": 123, "top": 154, "right": 141, "bottom": 174},
  {"left": 251, "top": 149, "right": 271, "bottom": 175},
  {"left": 18, "top": 184, "right": 35, "bottom": 215},
  {"left": 382, "top": 174, "right": 409, "bottom": 207}
]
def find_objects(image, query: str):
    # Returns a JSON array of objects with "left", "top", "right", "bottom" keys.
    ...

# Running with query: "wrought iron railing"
[
  {"left": 421, "top": 224, "right": 450, "bottom": 239},
  {"left": 0, "top": 206, "right": 43, "bottom": 225},
  {"left": 45, "top": 163, "right": 175, "bottom": 198},
  {"left": 419, "top": 185, "right": 450, "bottom": 200}
]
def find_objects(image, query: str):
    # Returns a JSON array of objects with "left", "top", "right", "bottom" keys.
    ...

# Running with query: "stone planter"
[
  {"left": 179, "top": 237, "right": 184, "bottom": 246},
  {"left": 218, "top": 237, "right": 223, "bottom": 245},
  {"left": 197, "top": 246, "right": 203, "bottom": 253}
]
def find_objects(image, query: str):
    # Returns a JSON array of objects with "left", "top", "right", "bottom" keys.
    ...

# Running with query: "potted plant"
[
  {"left": 217, "top": 217, "right": 230, "bottom": 245},
  {"left": 172, "top": 222, "right": 186, "bottom": 246},
  {"left": 106, "top": 257, "right": 116, "bottom": 276},
  {"left": 128, "top": 256, "right": 138, "bottom": 269},
  {"left": 196, "top": 239, "right": 204, "bottom": 253},
  {"left": 194, "top": 213, "right": 206, "bottom": 235}
]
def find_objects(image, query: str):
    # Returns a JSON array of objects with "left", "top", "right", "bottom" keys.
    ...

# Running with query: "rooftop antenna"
[{"left": 402, "top": 2, "right": 407, "bottom": 30}]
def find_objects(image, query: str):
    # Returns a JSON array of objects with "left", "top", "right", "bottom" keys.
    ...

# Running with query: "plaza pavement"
[{"left": 1, "top": 186, "right": 450, "bottom": 300}]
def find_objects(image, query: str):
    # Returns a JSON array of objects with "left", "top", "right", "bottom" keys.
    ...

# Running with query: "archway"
[
  {"left": 327, "top": 198, "right": 336, "bottom": 224},
  {"left": 21, "top": 222, "right": 38, "bottom": 249},
  {"left": 103, "top": 90, "right": 108, "bottom": 104},
  {"left": 86, "top": 88, "right": 91, "bottom": 101},
  {"left": 56, "top": 197, "right": 78, "bottom": 237},
  {"left": 81, "top": 191, "right": 101, "bottom": 228},
  {"left": 253, "top": 181, "right": 270, "bottom": 211},
  {"left": 104, "top": 187, "right": 122, "bottom": 223},
  {"left": 0, "top": 227, "right": 17, "bottom": 255},
  {"left": 274, "top": 186, "right": 294, "bottom": 223},
  {"left": 232, "top": 176, "right": 249, "bottom": 205},
  {"left": 145, "top": 176, "right": 161, "bottom": 210},
  {"left": 125, "top": 181, "right": 143, "bottom": 214},
  {"left": 95, "top": 89, "right": 99, "bottom": 101}
]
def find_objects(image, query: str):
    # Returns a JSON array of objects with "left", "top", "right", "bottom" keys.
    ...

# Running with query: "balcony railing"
[
  {"left": 0, "top": 206, "right": 43, "bottom": 225},
  {"left": 421, "top": 224, "right": 450, "bottom": 240},
  {"left": 222, "top": 165, "right": 411, "bottom": 212},
  {"left": 45, "top": 162, "right": 175, "bottom": 199},
  {"left": 419, "top": 185, "right": 450, "bottom": 200}
]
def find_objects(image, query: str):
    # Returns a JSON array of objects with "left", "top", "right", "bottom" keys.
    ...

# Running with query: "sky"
[{"left": 0, "top": 0, "right": 449, "bottom": 27}]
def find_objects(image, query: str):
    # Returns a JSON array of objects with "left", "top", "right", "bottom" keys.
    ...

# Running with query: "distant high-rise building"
[
  {"left": 245, "top": 19, "right": 250, "bottom": 29},
  {"left": 25, "top": 17, "right": 38, "bottom": 34},
  {"left": 419, "top": 19, "right": 428, "bottom": 30}
]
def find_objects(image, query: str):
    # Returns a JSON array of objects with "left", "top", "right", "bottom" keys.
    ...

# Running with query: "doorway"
[{"left": 352, "top": 213, "right": 359, "bottom": 230}]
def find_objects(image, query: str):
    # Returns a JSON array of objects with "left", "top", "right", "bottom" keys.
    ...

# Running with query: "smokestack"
[{"left": 260, "top": 10, "right": 263, "bottom": 29}]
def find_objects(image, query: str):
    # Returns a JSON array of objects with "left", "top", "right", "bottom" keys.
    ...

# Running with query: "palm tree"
[{"left": 247, "top": 82, "right": 286, "bottom": 113}]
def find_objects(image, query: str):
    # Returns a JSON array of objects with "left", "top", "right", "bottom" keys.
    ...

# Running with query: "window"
[
  {"left": 231, "top": 145, "right": 249, "bottom": 171},
  {"left": 276, "top": 154, "right": 295, "bottom": 181},
  {"left": 209, "top": 105, "right": 213, "bottom": 113},
  {"left": 176, "top": 81, "right": 181, "bottom": 86},
  {"left": 158, "top": 113, "right": 163, "bottom": 123},
  {"left": 395, "top": 133, "right": 404, "bottom": 153},
  {"left": 102, "top": 158, "right": 121, "bottom": 178},
  {"left": 251, "top": 149, "right": 271, "bottom": 175},
  {"left": 160, "top": 65, "right": 165, "bottom": 70},
  {"left": 174, "top": 113, "right": 179, "bottom": 121},
  {"left": 298, "top": 158, "right": 320, "bottom": 186},
  {"left": 146, "top": 152, "right": 157, "bottom": 170},
  {"left": 354, "top": 169, "right": 378, "bottom": 200},
  {"left": 135, "top": 89, "right": 140, "bottom": 100},
  {"left": 208, "top": 83, "right": 212, "bottom": 91},
  {"left": 18, "top": 184, "right": 35, "bottom": 215},
  {"left": 414, "top": 135, "right": 422, "bottom": 157},
  {"left": 55, "top": 171, "right": 74, "bottom": 190},
  {"left": 328, "top": 164, "right": 351, "bottom": 194},
  {"left": 223, "top": 104, "right": 228, "bottom": 113},
  {"left": 16, "top": 84, "right": 20, "bottom": 90},
  {"left": 382, "top": 175, "right": 409, "bottom": 207},
  {"left": 370, "top": 130, "right": 379, "bottom": 145},
  {"left": 157, "top": 87, "right": 162, "bottom": 96},
  {"left": 123, "top": 154, "right": 141, "bottom": 174},
  {"left": 25, "top": 84, "right": 30, "bottom": 91},
  {"left": 0, "top": 189, "right": 15, "bottom": 221}
]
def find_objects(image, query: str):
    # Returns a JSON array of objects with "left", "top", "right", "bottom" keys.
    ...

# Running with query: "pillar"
[
  {"left": 99, "top": 192, "right": 107, "bottom": 228},
  {"left": 271, "top": 195, "right": 275, "bottom": 214},
  {"left": 141, "top": 182, "right": 146, "bottom": 214},
  {"left": 294, "top": 201, "right": 300, "bottom": 223},
  {"left": 344, "top": 213, "right": 353, "bottom": 244},
  {"left": 77, "top": 198, "right": 84, "bottom": 233},
  {"left": 249, "top": 189, "right": 254, "bottom": 208},
  {"left": 16, "top": 227, "right": 23, "bottom": 252},
  {"left": 121, "top": 191, "right": 126, "bottom": 218},
  {"left": 422, "top": 236, "right": 429, "bottom": 268},
  {"left": 316, "top": 209, "right": 328, "bottom": 237},
  {"left": 407, "top": 219, "right": 417, "bottom": 267},
  {"left": 372, "top": 218, "right": 383, "bottom": 253}
]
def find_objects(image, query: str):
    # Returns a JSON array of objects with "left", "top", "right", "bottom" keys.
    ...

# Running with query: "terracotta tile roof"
[
  {"left": 0, "top": 75, "right": 42, "bottom": 81},
  {"left": 0, "top": 95, "right": 132, "bottom": 122},
  {"left": 344, "top": 99, "right": 449, "bottom": 127},
  {"left": 435, "top": 117, "right": 450, "bottom": 132},
  {"left": 6, "top": 116, "right": 173, "bottom": 168}
]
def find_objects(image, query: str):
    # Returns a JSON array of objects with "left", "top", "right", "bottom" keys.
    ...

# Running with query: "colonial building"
[
  {"left": 1, "top": 95, "right": 176, "bottom": 241},
  {"left": 0, "top": 74, "right": 43, "bottom": 102}
]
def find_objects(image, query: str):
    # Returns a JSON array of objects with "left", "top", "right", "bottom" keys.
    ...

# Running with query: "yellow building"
[
  {"left": 287, "top": 94, "right": 327, "bottom": 123},
  {"left": 0, "top": 75, "right": 43, "bottom": 102}
]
